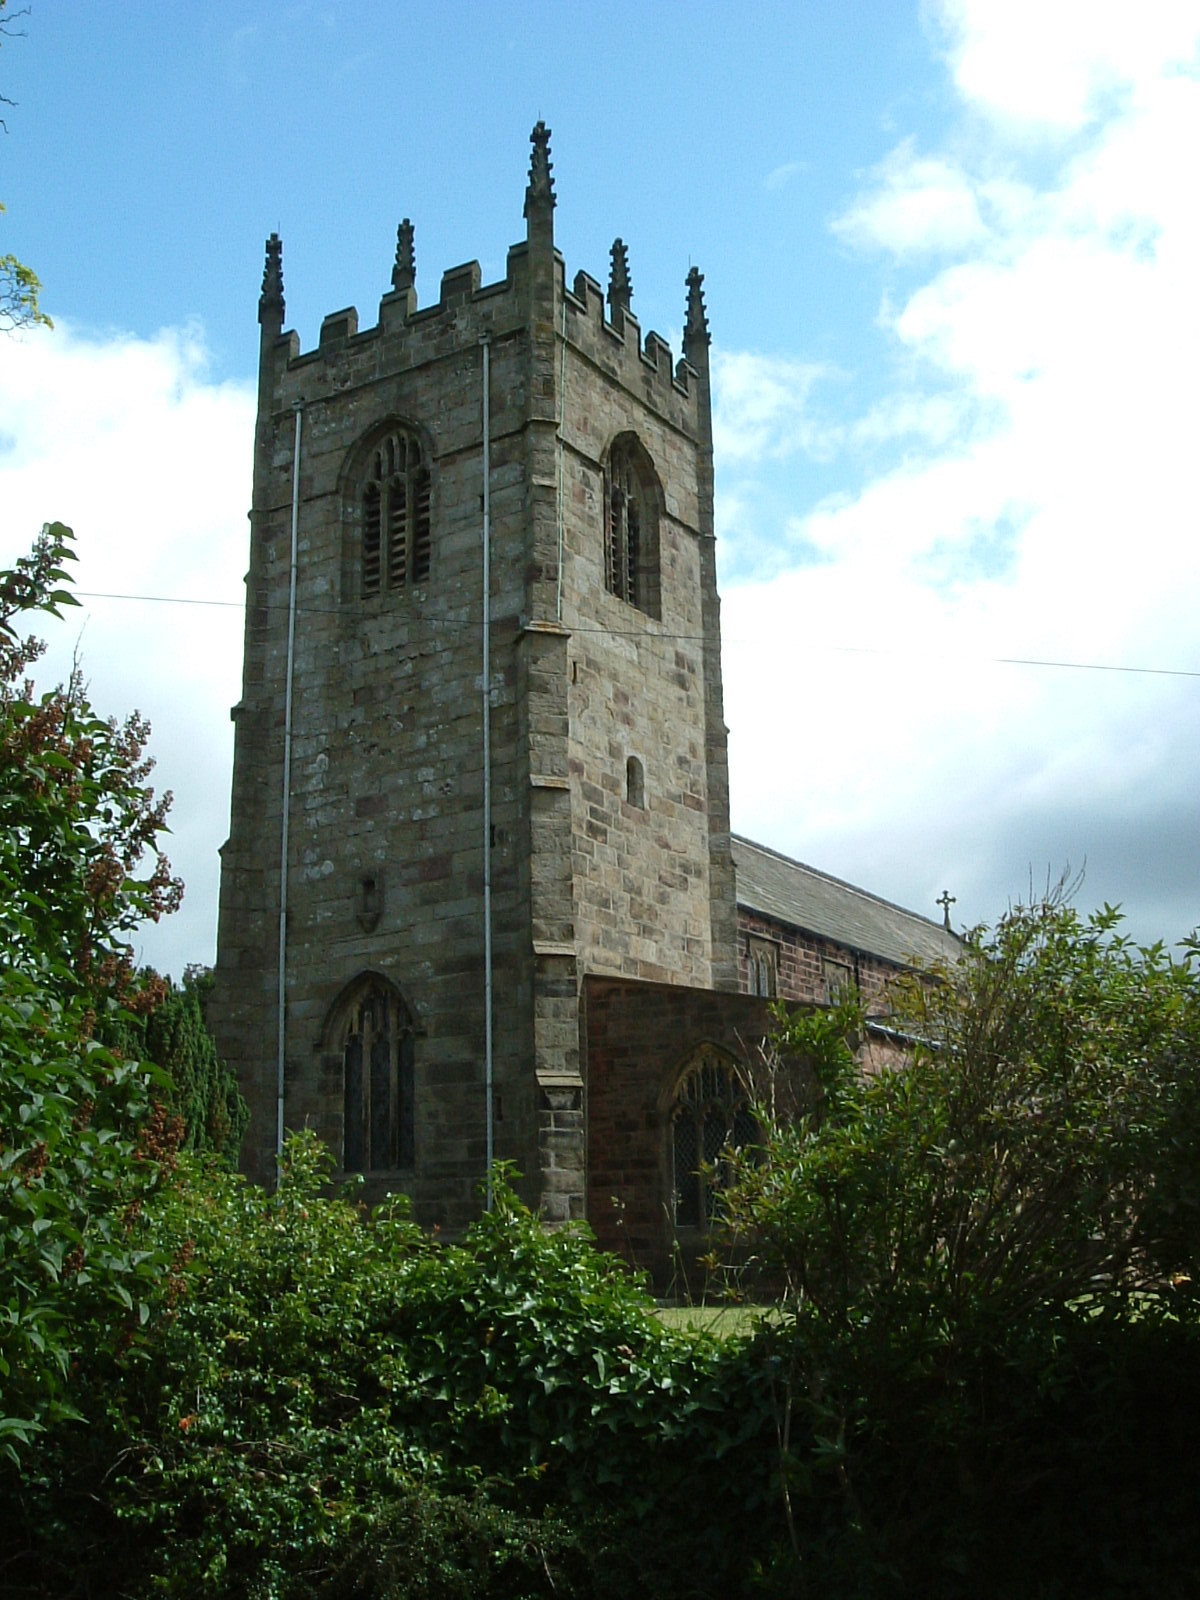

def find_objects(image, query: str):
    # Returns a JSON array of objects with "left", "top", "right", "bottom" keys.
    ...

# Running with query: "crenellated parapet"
[
  {"left": 563, "top": 265, "right": 704, "bottom": 432},
  {"left": 256, "top": 123, "right": 706, "bottom": 441}
]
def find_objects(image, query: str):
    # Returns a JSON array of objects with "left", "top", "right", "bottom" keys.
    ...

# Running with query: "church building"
[{"left": 210, "top": 126, "right": 958, "bottom": 1287}]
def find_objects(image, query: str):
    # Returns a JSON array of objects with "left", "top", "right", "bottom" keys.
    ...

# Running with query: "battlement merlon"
[
  {"left": 254, "top": 126, "right": 710, "bottom": 436},
  {"left": 259, "top": 252, "right": 705, "bottom": 431}
]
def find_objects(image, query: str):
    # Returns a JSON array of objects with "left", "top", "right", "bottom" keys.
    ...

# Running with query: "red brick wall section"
[
  {"left": 736, "top": 908, "right": 903, "bottom": 1013},
  {"left": 583, "top": 976, "right": 776, "bottom": 1291}
]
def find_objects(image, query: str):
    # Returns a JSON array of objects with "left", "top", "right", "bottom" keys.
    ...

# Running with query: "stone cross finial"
[
  {"left": 258, "top": 232, "right": 285, "bottom": 326},
  {"left": 524, "top": 120, "right": 555, "bottom": 218},
  {"left": 391, "top": 218, "right": 415, "bottom": 294},
  {"left": 608, "top": 238, "right": 632, "bottom": 317},
  {"left": 683, "top": 265, "right": 710, "bottom": 360},
  {"left": 937, "top": 889, "right": 957, "bottom": 930}
]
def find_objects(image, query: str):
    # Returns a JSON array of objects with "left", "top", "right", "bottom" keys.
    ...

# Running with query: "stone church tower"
[{"left": 211, "top": 125, "right": 738, "bottom": 1227}]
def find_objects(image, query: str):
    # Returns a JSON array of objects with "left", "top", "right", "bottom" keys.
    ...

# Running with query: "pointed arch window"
[
  {"left": 334, "top": 978, "right": 415, "bottom": 1172},
  {"left": 360, "top": 428, "right": 431, "bottom": 598},
  {"left": 670, "top": 1046, "right": 758, "bottom": 1229},
  {"left": 604, "top": 434, "right": 661, "bottom": 618},
  {"left": 747, "top": 936, "right": 777, "bottom": 999}
]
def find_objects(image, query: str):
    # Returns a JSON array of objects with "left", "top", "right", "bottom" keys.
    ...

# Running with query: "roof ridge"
[{"left": 731, "top": 833, "right": 954, "bottom": 938}]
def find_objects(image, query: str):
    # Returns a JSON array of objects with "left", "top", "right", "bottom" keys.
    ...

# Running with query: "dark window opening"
[
  {"left": 625, "top": 755, "right": 645, "bottom": 809},
  {"left": 340, "top": 982, "right": 414, "bottom": 1172},
  {"left": 360, "top": 429, "right": 431, "bottom": 597},
  {"left": 671, "top": 1048, "right": 757, "bottom": 1229},
  {"left": 604, "top": 435, "right": 660, "bottom": 618}
]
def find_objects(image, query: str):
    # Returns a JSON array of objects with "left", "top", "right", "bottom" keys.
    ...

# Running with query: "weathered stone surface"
[{"left": 210, "top": 128, "right": 736, "bottom": 1237}]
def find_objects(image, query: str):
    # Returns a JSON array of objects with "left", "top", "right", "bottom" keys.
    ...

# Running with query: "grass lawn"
[{"left": 654, "top": 1303, "right": 770, "bottom": 1338}]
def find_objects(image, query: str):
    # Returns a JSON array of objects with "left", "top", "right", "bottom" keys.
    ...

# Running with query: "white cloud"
[
  {"left": 833, "top": 141, "right": 989, "bottom": 256},
  {"left": 0, "top": 320, "right": 255, "bottom": 977},
  {"left": 930, "top": 0, "right": 1200, "bottom": 133},
  {"left": 764, "top": 160, "right": 806, "bottom": 192},
  {"left": 721, "top": 9, "right": 1200, "bottom": 943},
  {"left": 711, "top": 349, "right": 832, "bottom": 463}
]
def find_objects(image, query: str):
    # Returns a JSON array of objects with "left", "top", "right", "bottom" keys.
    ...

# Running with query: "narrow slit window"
[
  {"left": 625, "top": 756, "right": 645, "bottom": 809},
  {"left": 747, "top": 937, "right": 777, "bottom": 999}
]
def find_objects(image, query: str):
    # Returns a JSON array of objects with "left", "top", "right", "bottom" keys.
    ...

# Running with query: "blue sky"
[{"left": 3, "top": 1, "right": 1199, "bottom": 976}]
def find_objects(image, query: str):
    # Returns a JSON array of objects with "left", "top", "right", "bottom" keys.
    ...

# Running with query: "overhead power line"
[{"left": 71, "top": 589, "right": 1200, "bottom": 681}]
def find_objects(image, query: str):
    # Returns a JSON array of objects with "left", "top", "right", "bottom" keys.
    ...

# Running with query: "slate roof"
[{"left": 731, "top": 835, "right": 962, "bottom": 970}]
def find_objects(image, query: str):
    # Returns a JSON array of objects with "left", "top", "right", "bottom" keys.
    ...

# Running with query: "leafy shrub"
[
  {"left": 0, "top": 526, "right": 182, "bottom": 1453},
  {"left": 5, "top": 1138, "right": 781, "bottom": 1598},
  {"left": 721, "top": 894, "right": 1200, "bottom": 1594},
  {"left": 101, "top": 965, "right": 248, "bottom": 1162}
]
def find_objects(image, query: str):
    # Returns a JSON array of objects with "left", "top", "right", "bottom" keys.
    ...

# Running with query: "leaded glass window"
[
  {"left": 340, "top": 981, "right": 414, "bottom": 1172},
  {"left": 670, "top": 1047, "right": 757, "bottom": 1229}
]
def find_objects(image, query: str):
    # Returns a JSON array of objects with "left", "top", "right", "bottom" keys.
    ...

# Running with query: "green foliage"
[
  {"left": 0, "top": 975, "right": 171, "bottom": 1456},
  {"left": 103, "top": 966, "right": 248, "bottom": 1162},
  {"left": 9, "top": 818, "right": 1200, "bottom": 1595},
  {"left": 721, "top": 894, "right": 1200, "bottom": 1593},
  {"left": 0, "top": 526, "right": 182, "bottom": 1451},
  {"left": 6, "top": 1139, "right": 782, "bottom": 1598},
  {"left": 730, "top": 897, "right": 1200, "bottom": 1338},
  {"left": 0, "top": 225, "right": 50, "bottom": 331}
]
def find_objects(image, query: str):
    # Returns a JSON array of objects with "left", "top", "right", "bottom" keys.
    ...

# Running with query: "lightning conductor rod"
[
  {"left": 480, "top": 335, "right": 495, "bottom": 1210},
  {"left": 277, "top": 398, "right": 303, "bottom": 1173}
]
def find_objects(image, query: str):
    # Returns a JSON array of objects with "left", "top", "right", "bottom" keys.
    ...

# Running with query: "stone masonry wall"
[
  {"left": 215, "top": 248, "right": 545, "bottom": 1227},
  {"left": 557, "top": 274, "right": 720, "bottom": 991},
  {"left": 213, "top": 128, "right": 739, "bottom": 1237}
]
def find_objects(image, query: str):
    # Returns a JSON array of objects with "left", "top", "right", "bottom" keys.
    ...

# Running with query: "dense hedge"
[
  {"left": 3, "top": 1140, "right": 784, "bottom": 1599},
  {"left": 5, "top": 1134, "right": 1200, "bottom": 1597}
]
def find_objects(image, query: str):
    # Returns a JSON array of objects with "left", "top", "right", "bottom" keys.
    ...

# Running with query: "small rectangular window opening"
[{"left": 625, "top": 755, "right": 645, "bottom": 809}]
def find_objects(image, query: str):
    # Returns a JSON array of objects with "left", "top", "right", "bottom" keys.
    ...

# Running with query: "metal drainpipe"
[
  {"left": 556, "top": 295, "right": 567, "bottom": 622},
  {"left": 277, "top": 399, "right": 303, "bottom": 1171},
  {"left": 480, "top": 337, "right": 494, "bottom": 1209}
]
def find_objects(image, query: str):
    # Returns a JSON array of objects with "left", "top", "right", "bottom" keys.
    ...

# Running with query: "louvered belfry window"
[
  {"left": 361, "top": 428, "right": 431, "bottom": 597},
  {"left": 603, "top": 434, "right": 660, "bottom": 618}
]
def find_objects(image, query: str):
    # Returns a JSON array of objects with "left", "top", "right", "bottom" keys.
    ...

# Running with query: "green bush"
[
  {"left": 101, "top": 965, "right": 248, "bottom": 1163},
  {"left": 5, "top": 1139, "right": 782, "bottom": 1598},
  {"left": 0, "top": 526, "right": 182, "bottom": 1453},
  {"left": 721, "top": 894, "right": 1200, "bottom": 1594}
]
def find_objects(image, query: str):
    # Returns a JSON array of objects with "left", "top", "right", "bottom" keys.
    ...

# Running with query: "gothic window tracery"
[
  {"left": 360, "top": 427, "right": 431, "bottom": 598},
  {"left": 333, "top": 977, "right": 415, "bottom": 1172},
  {"left": 603, "top": 434, "right": 661, "bottom": 618},
  {"left": 670, "top": 1046, "right": 757, "bottom": 1229}
]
